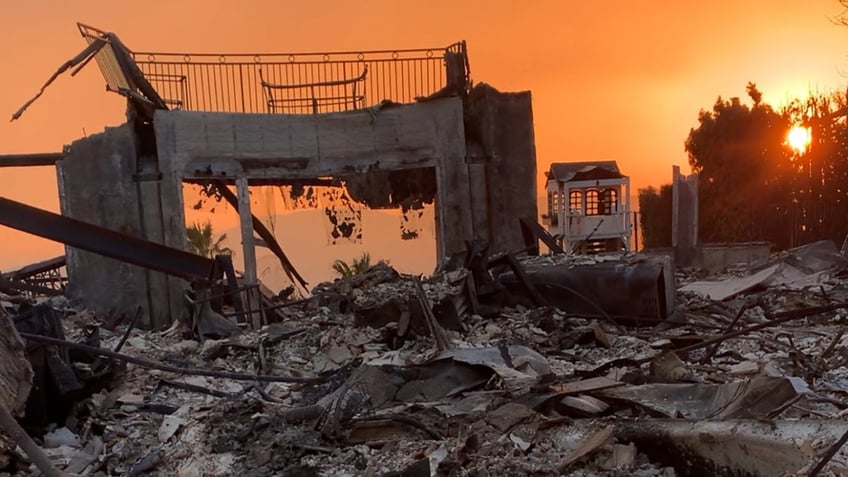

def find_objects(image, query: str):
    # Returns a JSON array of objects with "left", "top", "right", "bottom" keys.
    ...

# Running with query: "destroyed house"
[
  {"left": 2, "top": 23, "right": 538, "bottom": 329},
  {"left": 9, "top": 24, "right": 848, "bottom": 477},
  {"left": 544, "top": 161, "right": 631, "bottom": 253}
]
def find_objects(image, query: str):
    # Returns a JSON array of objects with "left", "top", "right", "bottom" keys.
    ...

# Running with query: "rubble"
[
  {"left": 14, "top": 21, "right": 848, "bottom": 476},
  {"left": 4, "top": 240, "right": 848, "bottom": 476}
]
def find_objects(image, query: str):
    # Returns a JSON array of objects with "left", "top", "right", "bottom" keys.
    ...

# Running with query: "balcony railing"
[
  {"left": 79, "top": 23, "right": 469, "bottom": 115},
  {"left": 564, "top": 212, "right": 630, "bottom": 241}
]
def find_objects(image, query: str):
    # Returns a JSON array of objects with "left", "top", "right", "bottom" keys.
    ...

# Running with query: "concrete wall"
[
  {"left": 672, "top": 166, "right": 698, "bottom": 267},
  {"left": 155, "top": 92, "right": 538, "bottom": 261},
  {"left": 696, "top": 242, "right": 772, "bottom": 274},
  {"left": 57, "top": 124, "right": 185, "bottom": 328},
  {"left": 642, "top": 243, "right": 771, "bottom": 274},
  {"left": 154, "top": 97, "right": 472, "bottom": 261},
  {"left": 55, "top": 90, "right": 538, "bottom": 326},
  {"left": 464, "top": 84, "right": 538, "bottom": 253}
]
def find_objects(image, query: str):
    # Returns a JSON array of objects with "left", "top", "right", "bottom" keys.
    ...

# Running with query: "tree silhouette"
[
  {"left": 684, "top": 83, "right": 848, "bottom": 248},
  {"left": 685, "top": 82, "right": 792, "bottom": 243},
  {"left": 186, "top": 221, "right": 233, "bottom": 258}
]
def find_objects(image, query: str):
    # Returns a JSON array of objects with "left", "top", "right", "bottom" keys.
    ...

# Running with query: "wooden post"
[
  {"left": 236, "top": 177, "right": 261, "bottom": 329},
  {"left": 624, "top": 179, "right": 632, "bottom": 251},
  {"left": 633, "top": 211, "right": 639, "bottom": 251}
]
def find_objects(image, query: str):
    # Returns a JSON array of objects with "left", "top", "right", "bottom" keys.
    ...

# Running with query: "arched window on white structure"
[
  {"left": 601, "top": 188, "right": 618, "bottom": 214},
  {"left": 585, "top": 189, "right": 599, "bottom": 215},
  {"left": 569, "top": 190, "right": 583, "bottom": 214}
]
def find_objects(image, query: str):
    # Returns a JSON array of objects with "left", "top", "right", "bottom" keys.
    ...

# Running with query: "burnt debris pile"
[{"left": 3, "top": 239, "right": 848, "bottom": 475}]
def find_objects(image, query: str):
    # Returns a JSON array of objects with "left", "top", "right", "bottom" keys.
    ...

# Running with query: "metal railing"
[{"left": 129, "top": 43, "right": 467, "bottom": 114}]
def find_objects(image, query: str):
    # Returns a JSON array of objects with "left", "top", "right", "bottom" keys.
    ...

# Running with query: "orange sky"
[{"left": 2, "top": 0, "right": 848, "bottom": 272}]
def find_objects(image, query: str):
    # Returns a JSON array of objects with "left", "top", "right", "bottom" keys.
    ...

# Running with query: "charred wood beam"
[
  {"left": 155, "top": 378, "right": 244, "bottom": 400},
  {"left": 519, "top": 216, "right": 564, "bottom": 255},
  {"left": 113, "top": 307, "right": 142, "bottom": 354},
  {"left": 0, "top": 153, "right": 63, "bottom": 168},
  {"left": 808, "top": 429, "right": 848, "bottom": 477},
  {"left": 413, "top": 278, "right": 452, "bottom": 351},
  {"left": 0, "top": 197, "right": 214, "bottom": 281}
]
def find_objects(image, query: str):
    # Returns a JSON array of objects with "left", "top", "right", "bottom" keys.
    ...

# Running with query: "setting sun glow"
[{"left": 787, "top": 125, "right": 812, "bottom": 154}]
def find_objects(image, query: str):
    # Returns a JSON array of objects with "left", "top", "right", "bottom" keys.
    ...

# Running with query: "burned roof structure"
[{"left": 547, "top": 161, "right": 624, "bottom": 183}]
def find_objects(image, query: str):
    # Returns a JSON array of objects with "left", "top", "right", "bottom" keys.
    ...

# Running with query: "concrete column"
[
  {"left": 464, "top": 84, "right": 538, "bottom": 255},
  {"left": 624, "top": 180, "right": 631, "bottom": 250},
  {"left": 236, "top": 177, "right": 260, "bottom": 328},
  {"left": 435, "top": 101, "right": 473, "bottom": 262},
  {"left": 561, "top": 183, "right": 569, "bottom": 238},
  {"left": 467, "top": 160, "right": 491, "bottom": 244},
  {"left": 672, "top": 165, "right": 699, "bottom": 266},
  {"left": 58, "top": 125, "right": 153, "bottom": 326}
]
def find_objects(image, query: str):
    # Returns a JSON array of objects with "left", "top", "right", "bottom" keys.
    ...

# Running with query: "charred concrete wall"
[
  {"left": 155, "top": 94, "right": 537, "bottom": 261},
  {"left": 57, "top": 124, "right": 185, "bottom": 328},
  {"left": 154, "top": 97, "right": 471, "bottom": 261},
  {"left": 672, "top": 166, "right": 698, "bottom": 267},
  {"left": 696, "top": 242, "right": 771, "bottom": 274},
  {"left": 55, "top": 92, "right": 537, "bottom": 327},
  {"left": 464, "top": 84, "right": 538, "bottom": 253}
]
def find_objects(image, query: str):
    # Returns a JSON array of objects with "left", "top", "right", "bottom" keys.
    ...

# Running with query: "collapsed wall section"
[{"left": 57, "top": 124, "right": 184, "bottom": 328}]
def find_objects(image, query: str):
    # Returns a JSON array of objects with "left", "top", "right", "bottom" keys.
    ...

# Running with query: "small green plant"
[
  {"left": 186, "top": 221, "right": 233, "bottom": 258},
  {"left": 331, "top": 252, "right": 376, "bottom": 278}
]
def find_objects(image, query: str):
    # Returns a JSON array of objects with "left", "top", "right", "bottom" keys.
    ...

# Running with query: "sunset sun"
[{"left": 787, "top": 125, "right": 811, "bottom": 153}]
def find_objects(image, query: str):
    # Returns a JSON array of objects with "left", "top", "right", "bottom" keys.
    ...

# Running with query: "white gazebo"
[{"left": 544, "top": 161, "right": 631, "bottom": 253}]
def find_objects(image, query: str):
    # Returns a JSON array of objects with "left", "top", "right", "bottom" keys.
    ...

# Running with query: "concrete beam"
[
  {"left": 155, "top": 97, "right": 471, "bottom": 261},
  {"left": 154, "top": 98, "right": 461, "bottom": 181},
  {"left": 182, "top": 151, "right": 437, "bottom": 181}
]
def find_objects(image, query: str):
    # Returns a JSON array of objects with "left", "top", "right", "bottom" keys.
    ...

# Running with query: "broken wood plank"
[
  {"left": 808, "top": 429, "right": 848, "bottom": 476},
  {"left": 560, "top": 425, "right": 614, "bottom": 471},
  {"left": 559, "top": 395, "right": 610, "bottom": 416},
  {"left": 413, "top": 278, "right": 452, "bottom": 351}
]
